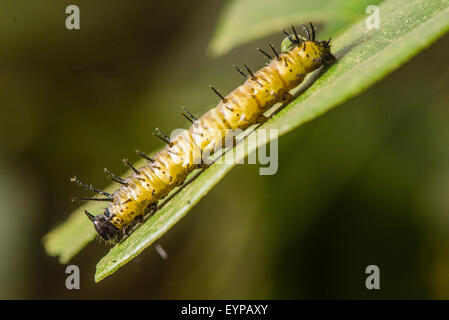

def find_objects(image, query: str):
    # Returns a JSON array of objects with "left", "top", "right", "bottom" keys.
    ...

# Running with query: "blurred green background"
[{"left": 0, "top": 0, "right": 448, "bottom": 299}]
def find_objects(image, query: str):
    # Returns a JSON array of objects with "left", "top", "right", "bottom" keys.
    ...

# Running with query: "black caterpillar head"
[
  {"left": 84, "top": 210, "right": 121, "bottom": 241},
  {"left": 320, "top": 38, "right": 336, "bottom": 65},
  {"left": 281, "top": 23, "right": 336, "bottom": 65}
]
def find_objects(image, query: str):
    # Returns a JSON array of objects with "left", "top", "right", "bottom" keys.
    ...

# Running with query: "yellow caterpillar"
[{"left": 71, "top": 23, "right": 335, "bottom": 242}]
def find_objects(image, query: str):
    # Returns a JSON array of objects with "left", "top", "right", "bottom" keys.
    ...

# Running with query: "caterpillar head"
[
  {"left": 281, "top": 23, "right": 336, "bottom": 64},
  {"left": 84, "top": 210, "right": 121, "bottom": 241},
  {"left": 319, "top": 39, "right": 336, "bottom": 65}
]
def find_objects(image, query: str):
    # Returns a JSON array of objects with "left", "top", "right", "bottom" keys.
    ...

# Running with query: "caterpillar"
[{"left": 71, "top": 23, "right": 335, "bottom": 242}]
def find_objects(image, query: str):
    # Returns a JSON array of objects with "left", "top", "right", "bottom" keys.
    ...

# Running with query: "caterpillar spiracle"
[{"left": 71, "top": 23, "right": 336, "bottom": 242}]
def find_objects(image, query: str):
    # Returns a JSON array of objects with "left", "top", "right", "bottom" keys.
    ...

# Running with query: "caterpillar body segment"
[{"left": 75, "top": 23, "right": 336, "bottom": 242}]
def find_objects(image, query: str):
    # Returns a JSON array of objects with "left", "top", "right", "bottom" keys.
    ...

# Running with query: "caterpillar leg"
[
  {"left": 149, "top": 202, "right": 158, "bottom": 211},
  {"left": 281, "top": 92, "right": 293, "bottom": 103},
  {"left": 256, "top": 114, "right": 272, "bottom": 124},
  {"left": 120, "top": 203, "right": 158, "bottom": 241},
  {"left": 146, "top": 203, "right": 158, "bottom": 216},
  {"left": 123, "top": 224, "right": 134, "bottom": 238},
  {"left": 199, "top": 162, "right": 211, "bottom": 169},
  {"left": 122, "top": 214, "right": 145, "bottom": 239},
  {"left": 222, "top": 135, "right": 239, "bottom": 149}
]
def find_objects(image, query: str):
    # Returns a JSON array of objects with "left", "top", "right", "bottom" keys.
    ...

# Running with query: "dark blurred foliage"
[{"left": 0, "top": 0, "right": 448, "bottom": 299}]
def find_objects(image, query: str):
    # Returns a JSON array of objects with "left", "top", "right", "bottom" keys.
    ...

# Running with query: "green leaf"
[
  {"left": 208, "top": 0, "right": 385, "bottom": 56},
  {"left": 43, "top": 0, "right": 449, "bottom": 282}
]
